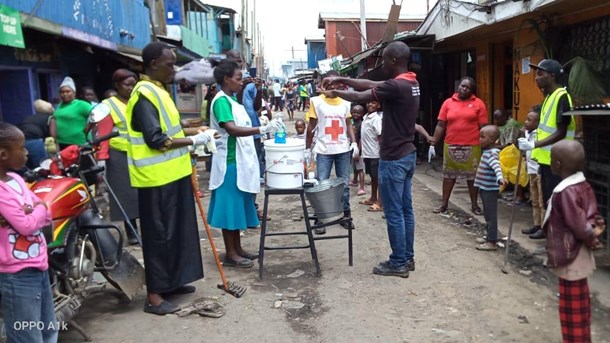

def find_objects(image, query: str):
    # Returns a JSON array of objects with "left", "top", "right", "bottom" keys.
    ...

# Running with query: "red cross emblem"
[{"left": 325, "top": 120, "right": 344, "bottom": 141}]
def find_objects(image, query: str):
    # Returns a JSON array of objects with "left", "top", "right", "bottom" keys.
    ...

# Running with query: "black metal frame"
[{"left": 257, "top": 182, "right": 354, "bottom": 279}]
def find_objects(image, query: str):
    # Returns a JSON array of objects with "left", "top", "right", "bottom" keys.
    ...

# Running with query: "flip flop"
[
  {"left": 357, "top": 189, "right": 366, "bottom": 196},
  {"left": 368, "top": 204, "right": 383, "bottom": 212},
  {"left": 359, "top": 199, "right": 374, "bottom": 205},
  {"left": 471, "top": 207, "right": 484, "bottom": 216},
  {"left": 433, "top": 206, "right": 447, "bottom": 214}
]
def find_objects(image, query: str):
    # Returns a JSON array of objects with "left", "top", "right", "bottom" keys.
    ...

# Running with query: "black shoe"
[
  {"left": 372, "top": 261, "right": 409, "bottom": 278},
  {"left": 406, "top": 259, "right": 415, "bottom": 272},
  {"left": 529, "top": 229, "right": 545, "bottom": 240},
  {"left": 143, "top": 301, "right": 179, "bottom": 315},
  {"left": 314, "top": 227, "right": 326, "bottom": 235},
  {"left": 521, "top": 226, "right": 540, "bottom": 235}
]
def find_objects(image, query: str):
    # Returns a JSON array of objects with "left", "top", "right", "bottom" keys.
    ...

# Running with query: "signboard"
[
  {"left": 61, "top": 27, "right": 117, "bottom": 51},
  {"left": 0, "top": 5, "right": 25, "bottom": 48}
]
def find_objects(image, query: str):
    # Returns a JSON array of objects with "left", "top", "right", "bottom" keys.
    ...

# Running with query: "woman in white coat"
[{"left": 207, "top": 60, "right": 283, "bottom": 268}]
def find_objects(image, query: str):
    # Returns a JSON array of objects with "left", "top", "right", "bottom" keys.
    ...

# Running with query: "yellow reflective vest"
[
  {"left": 125, "top": 80, "right": 191, "bottom": 188},
  {"left": 531, "top": 87, "right": 575, "bottom": 166},
  {"left": 102, "top": 96, "right": 129, "bottom": 152}
]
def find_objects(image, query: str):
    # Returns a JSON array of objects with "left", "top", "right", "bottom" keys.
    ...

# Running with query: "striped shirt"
[{"left": 474, "top": 148, "right": 504, "bottom": 190}]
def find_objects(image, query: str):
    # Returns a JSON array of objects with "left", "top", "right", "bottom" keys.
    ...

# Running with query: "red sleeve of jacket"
[{"left": 557, "top": 184, "right": 599, "bottom": 247}]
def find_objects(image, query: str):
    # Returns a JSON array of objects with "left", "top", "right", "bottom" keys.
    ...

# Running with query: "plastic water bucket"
[
  {"left": 264, "top": 138, "right": 305, "bottom": 189},
  {"left": 304, "top": 178, "right": 345, "bottom": 220}
]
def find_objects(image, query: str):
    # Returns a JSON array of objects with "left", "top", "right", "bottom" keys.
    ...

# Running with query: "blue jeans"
[
  {"left": 0, "top": 269, "right": 58, "bottom": 343},
  {"left": 316, "top": 151, "right": 351, "bottom": 213},
  {"left": 378, "top": 152, "right": 416, "bottom": 267}
]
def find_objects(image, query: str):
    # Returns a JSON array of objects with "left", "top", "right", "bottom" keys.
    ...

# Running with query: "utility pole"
[
  {"left": 360, "top": 0, "right": 367, "bottom": 50},
  {"left": 241, "top": 0, "right": 247, "bottom": 65}
]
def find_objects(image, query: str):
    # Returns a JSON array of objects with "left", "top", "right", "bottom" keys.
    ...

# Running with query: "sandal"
[
  {"left": 433, "top": 206, "right": 447, "bottom": 214},
  {"left": 357, "top": 189, "right": 366, "bottom": 196},
  {"left": 359, "top": 199, "right": 374, "bottom": 205},
  {"left": 368, "top": 204, "right": 383, "bottom": 212},
  {"left": 471, "top": 207, "right": 483, "bottom": 216}
]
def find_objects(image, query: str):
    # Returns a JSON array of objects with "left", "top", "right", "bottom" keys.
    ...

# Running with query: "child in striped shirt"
[{"left": 474, "top": 125, "right": 508, "bottom": 251}]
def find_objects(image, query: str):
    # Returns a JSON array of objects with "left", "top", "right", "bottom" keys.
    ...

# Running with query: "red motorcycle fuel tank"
[{"left": 30, "top": 177, "right": 90, "bottom": 247}]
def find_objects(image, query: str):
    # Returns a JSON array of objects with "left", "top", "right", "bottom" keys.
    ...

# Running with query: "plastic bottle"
[{"left": 274, "top": 116, "right": 287, "bottom": 144}]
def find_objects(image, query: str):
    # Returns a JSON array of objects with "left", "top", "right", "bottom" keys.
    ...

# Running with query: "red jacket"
[{"left": 542, "top": 173, "right": 600, "bottom": 268}]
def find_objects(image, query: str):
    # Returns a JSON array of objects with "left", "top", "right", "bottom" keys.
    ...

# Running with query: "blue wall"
[
  {"left": 307, "top": 41, "right": 326, "bottom": 69},
  {"left": 4, "top": 0, "right": 150, "bottom": 50}
]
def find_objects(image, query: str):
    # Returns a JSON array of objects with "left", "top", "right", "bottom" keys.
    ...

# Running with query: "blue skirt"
[{"left": 207, "top": 163, "right": 259, "bottom": 230}]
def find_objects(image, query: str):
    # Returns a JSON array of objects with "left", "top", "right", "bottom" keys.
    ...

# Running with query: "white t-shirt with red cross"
[{"left": 306, "top": 95, "right": 352, "bottom": 155}]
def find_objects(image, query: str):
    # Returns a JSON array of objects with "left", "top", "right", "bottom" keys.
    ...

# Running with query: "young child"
[
  {"left": 521, "top": 106, "right": 545, "bottom": 237},
  {"left": 0, "top": 123, "right": 57, "bottom": 342},
  {"left": 350, "top": 104, "right": 366, "bottom": 196},
  {"left": 493, "top": 109, "right": 521, "bottom": 149},
  {"left": 474, "top": 125, "right": 507, "bottom": 251},
  {"left": 544, "top": 140, "right": 604, "bottom": 343},
  {"left": 293, "top": 119, "right": 306, "bottom": 140},
  {"left": 359, "top": 100, "right": 383, "bottom": 212}
]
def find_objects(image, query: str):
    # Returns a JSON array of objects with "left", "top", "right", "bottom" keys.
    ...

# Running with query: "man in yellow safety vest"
[
  {"left": 125, "top": 42, "right": 215, "bottom": 315},
  {"left": 518, "top": 59, "right": 576, "bottom": 239}
]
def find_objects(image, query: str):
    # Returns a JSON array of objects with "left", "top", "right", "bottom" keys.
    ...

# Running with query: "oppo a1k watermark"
[{"left": 11, "top": 321, "right": 68, "bottom": 331}]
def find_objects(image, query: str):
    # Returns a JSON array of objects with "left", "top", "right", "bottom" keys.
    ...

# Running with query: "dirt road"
[
  {"left": 61, "top": 179, "right": 610, "bottom": 343},
  {"left": 60, "top": 112, "right": 610, "bottom": 342}
]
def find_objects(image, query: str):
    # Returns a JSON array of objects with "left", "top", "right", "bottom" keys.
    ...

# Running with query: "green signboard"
[{"left": 0, "top": 5, "right": 25, "bottom": 48}]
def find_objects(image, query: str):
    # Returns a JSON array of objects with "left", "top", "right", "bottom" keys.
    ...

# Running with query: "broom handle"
[
  {"left": 191, "top": 166, "right": 229, "bottom": 290},
  {"left": 503, "top": 150, "right": 524, "bottom": 264}
]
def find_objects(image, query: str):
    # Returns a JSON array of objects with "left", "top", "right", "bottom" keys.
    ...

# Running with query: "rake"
[{"left": 191, "top": 166, "right": 247, "bottom": 297}]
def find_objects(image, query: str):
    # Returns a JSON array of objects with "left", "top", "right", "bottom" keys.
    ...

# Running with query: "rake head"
[{"left": 217, "top": 282, "right": 247, "bottom": 298}]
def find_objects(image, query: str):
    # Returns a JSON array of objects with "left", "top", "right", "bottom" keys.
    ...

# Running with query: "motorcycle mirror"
[
  {"left": 39, "top": 159, "right": 52, "bottom": 170},
  {"left": 89, "top": 103, "right": 111, "bottom": 123}
]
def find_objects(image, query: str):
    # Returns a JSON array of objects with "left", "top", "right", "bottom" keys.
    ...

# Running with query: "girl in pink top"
[{"left": 0, "top": 122, "right": 58, "bottom": 343}]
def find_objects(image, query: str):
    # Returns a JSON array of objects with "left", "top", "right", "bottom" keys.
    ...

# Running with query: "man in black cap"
[{"left": 517, "top": 59, "right": 576, "bottom": 239}]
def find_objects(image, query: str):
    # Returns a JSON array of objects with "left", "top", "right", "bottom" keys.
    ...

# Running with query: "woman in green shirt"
[
  {"left": 207, "top": 60, "right": 282, "bottom": 268},
  {"left": 53, "top": 77, "right": 93, "bottom": 148}
]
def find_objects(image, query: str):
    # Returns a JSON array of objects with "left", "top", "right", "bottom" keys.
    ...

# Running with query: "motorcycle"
[{"left": 24, "top": 103, "right": 145, "bottom": 341}]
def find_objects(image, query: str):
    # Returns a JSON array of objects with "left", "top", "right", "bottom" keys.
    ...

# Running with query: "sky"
[{"left": 201, "top": 0, "right": 437, "bottom": 76}]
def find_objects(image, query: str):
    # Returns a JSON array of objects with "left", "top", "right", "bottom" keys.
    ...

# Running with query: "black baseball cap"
[{"left": 529, "top": 59, "right": 564, "bottom": 76}]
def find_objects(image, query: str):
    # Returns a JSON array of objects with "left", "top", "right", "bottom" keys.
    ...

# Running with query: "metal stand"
[
  {"left": 257, "top": 185, "right": 354, "bottom": 279},
  {"left": 258, "top": 187, "right": 320, "bottom": 279}
]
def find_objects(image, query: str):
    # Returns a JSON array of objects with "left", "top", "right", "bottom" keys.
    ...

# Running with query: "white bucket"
[{"left": 264, "top": 138, "right": 305, "bottom": 189}]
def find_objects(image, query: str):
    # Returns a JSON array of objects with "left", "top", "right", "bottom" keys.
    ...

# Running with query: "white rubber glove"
[
  {"left": 517, "top": 137, "right": 535, "bottom": 151},
  {"left": 203, "top": 129, "right": 218, "bottom": 153},
  {"left": 304, "top": 149, "right": 312, "bottom": 161},
  {"left": 190, "top": 130, "right": 214, "bottom": 146},
  {"left": 350, "top": 142, "right": 359, "bottom": 159},
  {"left": 428, "top": 145, "right": 436, "bottom": 163},
  {"left": 260, "top": 118, "right": 284, "bottom": 134}
]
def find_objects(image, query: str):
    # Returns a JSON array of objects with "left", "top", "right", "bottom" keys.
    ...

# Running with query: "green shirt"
[
  {"left": 54, "top": 99, "right": 93, "bottom": 145},
  {"left": 212, "top": 96, "right": 237, "bottom": 165}
]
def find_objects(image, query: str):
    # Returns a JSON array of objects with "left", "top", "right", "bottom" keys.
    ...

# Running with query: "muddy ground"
[{"left": 60, "top": 113, "right": 610, "bottom": 343}]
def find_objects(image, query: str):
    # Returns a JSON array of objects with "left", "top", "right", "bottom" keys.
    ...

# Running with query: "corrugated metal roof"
[{"left": 319, "top": 12, "right": 426, "bottom": 21}]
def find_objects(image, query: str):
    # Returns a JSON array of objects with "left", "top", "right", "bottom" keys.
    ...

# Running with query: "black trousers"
[{"left": 539, "top": 164, "right": 562, "bottom": 208}]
